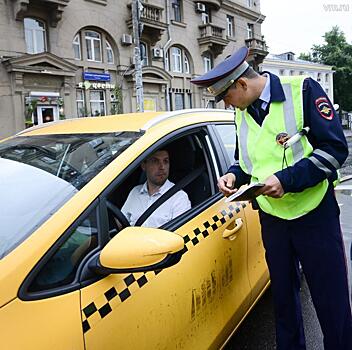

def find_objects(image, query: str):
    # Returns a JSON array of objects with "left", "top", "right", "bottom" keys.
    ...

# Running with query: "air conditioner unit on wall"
[
  {"left": 195, "top": 2, "right": 206, "bottom": 12},
  {"left": 152, "top": 48, "right": 164, "bottom": 59},
  {"left": 121, "top": 34, "right": 133, "bottom": 46}
]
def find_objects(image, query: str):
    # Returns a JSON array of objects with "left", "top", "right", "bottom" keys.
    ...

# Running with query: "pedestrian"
[{"left": 191, "top": 47, "right": 352, "bottom": 350}]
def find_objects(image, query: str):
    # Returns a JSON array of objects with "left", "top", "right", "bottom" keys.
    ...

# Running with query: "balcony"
[
  {"left": 197, "top": 23, "right": 229, "bottom": 57},
  {"left": 193, "top": 0, "right": 221, "bottom": 10},
  {"left": 12, "top": 0, "right": 70, "bottom": 27},
  {"left": 127, "top": 2, "right": 168, "bottom": 45},
  {"left": 245, "top": 37, "right": 269, "bottom": 69}
]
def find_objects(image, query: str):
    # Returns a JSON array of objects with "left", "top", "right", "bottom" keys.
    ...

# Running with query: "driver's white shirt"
[{"left": 121, "top": 179, "right": 191, "bottom": 227}]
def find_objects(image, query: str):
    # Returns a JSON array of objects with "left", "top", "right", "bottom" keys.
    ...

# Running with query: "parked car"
[{"left": 0, "top": 109, "right": 269, "bottom": 350}]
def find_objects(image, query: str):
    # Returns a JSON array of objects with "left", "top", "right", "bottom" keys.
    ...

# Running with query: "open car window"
[{"left": 105, "top": 129, "right": 217, "bottom": 233}]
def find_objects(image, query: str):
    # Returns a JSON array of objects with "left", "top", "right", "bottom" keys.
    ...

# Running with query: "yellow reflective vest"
[{"left": 235, "top": 76, "right": 328, "bottom": 220}]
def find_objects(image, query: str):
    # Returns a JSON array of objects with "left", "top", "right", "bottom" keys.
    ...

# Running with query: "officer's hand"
[
  {"left": 217, "top": 173, "right": 237, "bottom": 196},
  {"left": 258, "top": 175, "right": 284, "bottom": 198}
]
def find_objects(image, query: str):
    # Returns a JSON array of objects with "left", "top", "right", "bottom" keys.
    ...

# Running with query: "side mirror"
[{"left": 90, "top": 227, "right": 185, "bottom": 274}]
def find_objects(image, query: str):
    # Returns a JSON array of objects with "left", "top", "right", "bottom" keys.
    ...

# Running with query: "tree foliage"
[{"left": 300, "top": 26, "right": 352, "bottom": 111}]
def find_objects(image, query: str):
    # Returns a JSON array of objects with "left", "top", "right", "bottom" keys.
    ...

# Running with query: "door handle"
[{"left": 223, "top": 218, "right": 243, "bottom": 240}]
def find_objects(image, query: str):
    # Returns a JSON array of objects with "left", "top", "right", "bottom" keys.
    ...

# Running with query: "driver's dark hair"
[{"left": 144, "top": 148, "right": 170, "bottom": 163}]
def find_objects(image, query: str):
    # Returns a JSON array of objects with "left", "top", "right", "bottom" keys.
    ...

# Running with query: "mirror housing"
[{"left": 90, "top": 226, "right": 185, "bottom": 274}]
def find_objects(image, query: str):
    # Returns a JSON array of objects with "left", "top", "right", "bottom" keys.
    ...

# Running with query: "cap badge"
[{"left": 276, "top": 132, "right": 289, "bottom": 146}]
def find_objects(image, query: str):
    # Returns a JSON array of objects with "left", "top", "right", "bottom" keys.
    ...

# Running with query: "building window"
[
  {"left": 299, "top": 71, "right": 305, "bottom": 75},
  {"left": 140, "top": 42, "right": 148, "bottom": 66},
  {"left": 289, "top": 70, "right": 294, "bottom": 76},
  {"left": 317, "top": 73, "right": 321, "bottom": 81},
  {"left": 184, "top": 55, "right": 190, "bottom": 74},
  {"left": 247, "top": 23, "right": 254, "bottom": 39},
  {"left": 85, "top": 31, "right": 102, "bottom": 62},
  {"left": 203, "top": 52, "right": 213, "bottom": 73},
  {"left": 287, "top": 53, "right": 294, "bottom": 61},
  {"left": 279, "top": 69, "right": 285, "bottom": 75},
  {"left": 201, "top": 5, "right": 211, "bottom": 24},
  {"left": 325, "top": 74, "right": 329, "bottom": 83},
  {"left": 24, "top": 18, "right": 46, "bottom": 54},
  {"left": 226, "top": 15, "right": 234, "bottom": 37},
  {"left": 175, "top": 93, "right": 184, "bottom": 110},
  {"left": 168, "top": 47, "right": 191, "bottom": 73},
  {"left": 73, "top": 34, "right": 81, "bottom": 60},
  {"left": 106, "top": 40, "right": 114, "bottom": 64},
  {"left": 171, "top": 47, "right": 182, "bottom": 72},
  {"left": 188, "top": 93, "right": 192, "bottom": 108},
  {"left": 76, "top": 90, "right": 86, "bottom": 117},
  {"left": 171, "top": 0, "right": 182, "bottom": 22},
  {"left": 90, "top": 90, "right": 106, "bottom": 116},
  {"left": 247, "top": 0, "right": 253, "bottom": 7}
]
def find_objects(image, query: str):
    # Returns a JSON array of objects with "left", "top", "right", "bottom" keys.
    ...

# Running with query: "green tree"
[{"left": 300, "top": 26, "right": 352, "bottom": 111}]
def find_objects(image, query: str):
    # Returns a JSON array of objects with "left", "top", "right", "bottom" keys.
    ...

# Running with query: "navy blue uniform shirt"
[{"left": 228, "top": 72, "right": 349, "bottom": 193}]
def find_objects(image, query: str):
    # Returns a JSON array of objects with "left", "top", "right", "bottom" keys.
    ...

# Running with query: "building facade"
[
  {"left": 0, "top": 0, "right": 267, "bottom": 138},
  {"left": 260, "top": 52, "right": 334, "bottom": 103}
]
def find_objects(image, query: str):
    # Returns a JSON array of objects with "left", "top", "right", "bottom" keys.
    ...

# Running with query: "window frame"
[
  {"left": 209, "top": 121, "right": 237, "bottom": 174},
  {"left": 106, "top": 39, "right": 114, "bottom": 64},
  {"left": 184, "top": 54, "right": 190, "bottom": 74},
  {"left": 18, "top": 199, "right": 103, "bottom": 301},
  {"left": 203, "top": 52, "right": 213, "bottom": 73},
  {"left": 76, "top": 89, "right": 86, "bottom": 117},
  {"left": 247, "top": 23, "right": 254, "bottom": 39},
  {"left": 89, "top": 90, "right": 106, "bottom": 117},
  {"left": 24, "top": 17, "right": 47, "bottom": 54},
  {"left": 73, "top": 34, "right": 81, "bottom": 60},
  {"left": 85, "top": 30, "right": 102, "bottom": 62},
  {"left": 171, "top": 47, "right": 182, "bottom": 73},
  {"left": 100, "top": 124, "right": 221, "bottom": 233},
  {"left": 171, "top": 0, "right": 182, "bottom": 22},
  {"left": 140, "top": 42, "right": 149, "bottom": 66},
  {"left": 201, "top": 5, "right": 211, "bottom": 24},
  {"left": 169, "top": 46, "right": 191, "bottom": 74},
  {"left": 174, "top": 93, "right": 185, "bottom": 110},
  {"left": 226, "top": 15, "right": 234, "bottom": 37}
]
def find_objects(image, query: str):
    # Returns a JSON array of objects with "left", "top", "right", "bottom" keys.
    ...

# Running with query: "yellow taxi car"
[{"left": 0, "top": 109, "right": 269, "bottom": 350}]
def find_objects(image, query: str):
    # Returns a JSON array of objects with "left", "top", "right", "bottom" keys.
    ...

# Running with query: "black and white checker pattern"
[{"left": 81, "top": 203, "right": 246, "bottom": 333}]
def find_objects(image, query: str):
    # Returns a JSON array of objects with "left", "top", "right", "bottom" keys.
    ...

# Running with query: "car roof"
[{"left": 16, "top": 109, "right": 234, "bottom": 136}]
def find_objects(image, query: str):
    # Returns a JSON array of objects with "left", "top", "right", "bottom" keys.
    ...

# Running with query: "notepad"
[{"left": 225, "top": 183, "right": 265, "bottom": 202}]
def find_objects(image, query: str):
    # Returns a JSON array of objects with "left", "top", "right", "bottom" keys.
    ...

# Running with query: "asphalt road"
[{"left": 224, "top": 135, "right": 352, "bottom": 350}]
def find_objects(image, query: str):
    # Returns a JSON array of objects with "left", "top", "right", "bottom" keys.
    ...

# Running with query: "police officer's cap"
[{"left": 191, "top": 47, "right": 249, "bottom": 102}]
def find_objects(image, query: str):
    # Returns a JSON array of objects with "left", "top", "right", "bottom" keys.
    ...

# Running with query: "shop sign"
[
  {"left": 83, "top": 72, "right": 111, "bottom": 81},
  {"left": 77, "top": 81, "right": 116, "bottom": 90}
]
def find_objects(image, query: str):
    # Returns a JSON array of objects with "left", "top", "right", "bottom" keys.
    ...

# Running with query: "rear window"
[{"left": 0, "top": 132, "right": 141, "bottom": 259}]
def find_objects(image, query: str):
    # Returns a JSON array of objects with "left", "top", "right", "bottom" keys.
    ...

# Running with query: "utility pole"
[{"left": 132, "top": 0, "right": 144, "bottom": 112}]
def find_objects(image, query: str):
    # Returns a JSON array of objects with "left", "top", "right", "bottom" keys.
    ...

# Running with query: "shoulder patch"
[{"left": 315, "top": 97, "right": 333, "bottom": 120}]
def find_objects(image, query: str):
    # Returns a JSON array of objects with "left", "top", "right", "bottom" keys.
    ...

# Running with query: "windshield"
[{"left": 0, "top": 132, "right": 141, "bottom": 259}]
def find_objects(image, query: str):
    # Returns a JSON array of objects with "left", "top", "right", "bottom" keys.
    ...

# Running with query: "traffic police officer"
[{"left": 191, "top": 47, "right": 352, "bottom": 350}]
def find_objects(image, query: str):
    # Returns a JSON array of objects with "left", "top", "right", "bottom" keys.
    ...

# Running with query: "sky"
[{"left": 260, "top": 0, "right": 352, "bottom": 55}]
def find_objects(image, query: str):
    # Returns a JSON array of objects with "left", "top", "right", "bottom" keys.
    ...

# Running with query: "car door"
[
  {"left": 211, "top": 123, "right": 269, "bottom": 303},
  {"left": 1, "top": 202, "right": 101, "bottom": 350},
  {"left": 80, "top": 126, "right": 251, "bottom": 350}
]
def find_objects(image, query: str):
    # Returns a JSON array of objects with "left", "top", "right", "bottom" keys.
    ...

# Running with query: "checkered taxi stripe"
[{"left": 81, "top": 203, "right": 246, "bottom": 333}]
